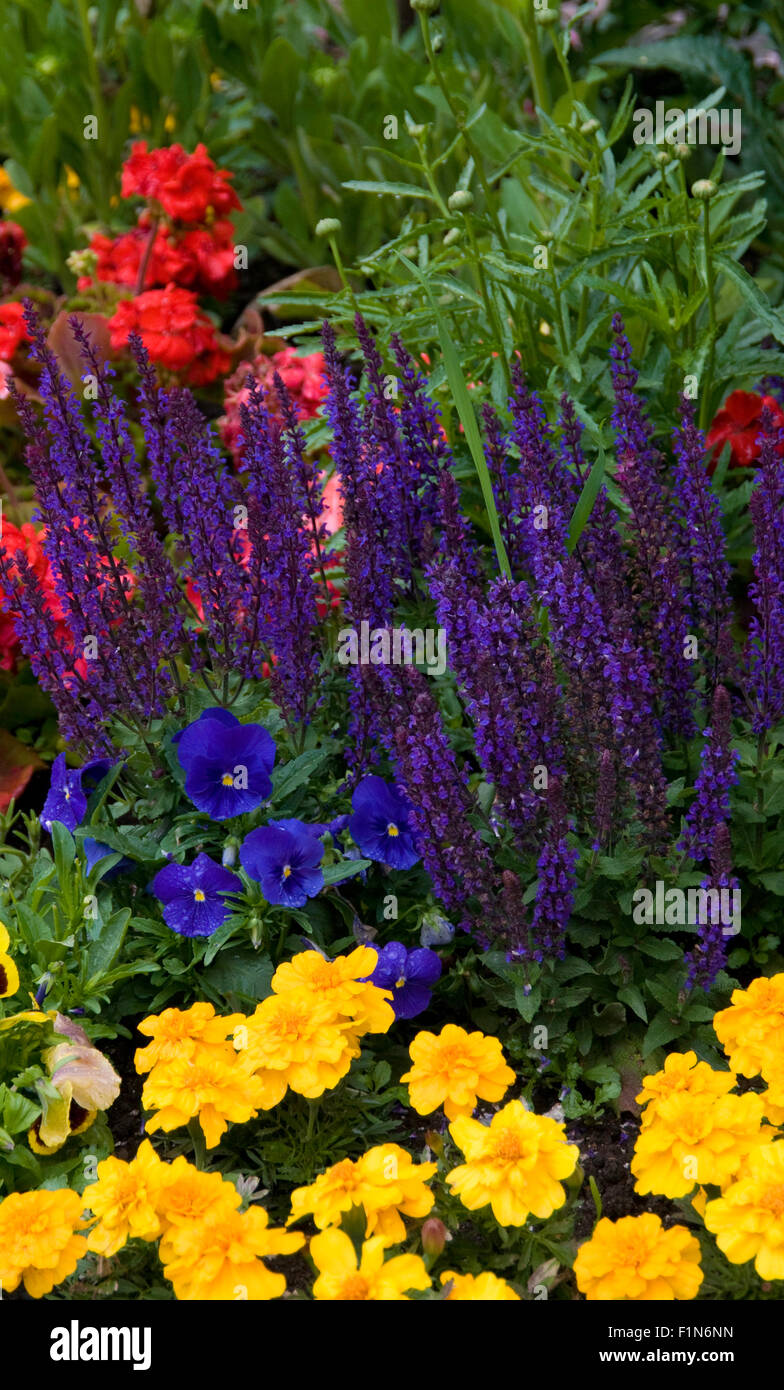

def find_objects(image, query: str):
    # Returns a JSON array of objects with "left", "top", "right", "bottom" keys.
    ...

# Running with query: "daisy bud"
[
  {"left": 448, "top": 189, "right": 474, "bottom": 212},
  {"left": 316, "top": 217, "right": 342, "bottom": 237},
  {"left": 691, "top": 179, "right": 717, "bottom": 201}
]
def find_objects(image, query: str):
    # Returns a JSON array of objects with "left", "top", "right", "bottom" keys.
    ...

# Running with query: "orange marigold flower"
[
  {"left": 401, "top": 1023, "right": 515, "bottom": 1120},
  {"left": 440, "top": 1269, "right": 520, "bottom": 1301},
  {"left": 159, "top": 1204, "right": 303, "bottom": 1301},
  {"left": 713, "top": 973, "right": 784, "bottom": 1078},
  {"left": 704, "top": 1140, "right": 784, "bottom": 1281},
  {"left": 134, "top": 1002, "right": 245, "bottom": 1073},
  {"left": 289, "top": 1142, "right": 436, "bottom": 1242},
  {"left": 447, "top": 1099, "right": 579, "bottom": 1226},
  {"left": 0, "top": 1188, "right": 88, "bottom": 1297},
  {"left": 631, "top": 1091, "right": 770, "bottom": 1198},
  {"left": 84, "top": 1139, "right": 165, "bottom": 1255},
  {"left": 310, "top": 1229, "right": 430, "bottom": 1301},
  {"left": 574, "top": 1214, "right": 702, "bottom": 1301}
]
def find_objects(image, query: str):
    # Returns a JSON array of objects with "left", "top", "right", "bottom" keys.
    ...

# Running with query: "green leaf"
[
  {"left": 642, "top": 1010, "right": 684, "bottom": 1058},
  {"left": 714, "top": 254, "right": 784, "bottom": 343},
  {"left": 342, "top": 179, "right": 438, "bottom": 203},
  {"left": 637, "top": 937, "right": 682, "bottom": 960},
  {"left": 87, "top": 909, "right": 131, "bottom": 978},
  {"left": 618, "top": 985, "right": 648, "bottom": 1023},
  {"left": 271, "top": 748, "right": 329, "bottom": 803},
  {"left": 592, "top": 1002, "right": 627, "bottom": 1036},
  {"left": 1, "top": 1087, "right": 41, "bottom": 1135},
  {"left": 321, "top": 859, "right": 372, "bottom": 886},
  {"left": 567, "top": 442, "right": 605, "bottom": 554},
  {"left": 50, "top": 822, "right": 75, "bottom": 880},
  {"left": 515, "top": 985, "right": 541, "bottom": 1023},
  {"left": 203, "top": 949, "right": 273, "bottom": 1003},
  {"left": 395, "top": 252, "right": 511, "bottom": 579}
]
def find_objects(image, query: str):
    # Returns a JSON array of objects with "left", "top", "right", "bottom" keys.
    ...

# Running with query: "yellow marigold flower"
[
  {"left": 142, "top": 1048, "right": 266, "bottom": 1148},
  {"left": 271, "top": 946, "right": 394, "bottom": 1038},
  {"left": 704, "top": 1141, "right": 784, "bottom": 1281},
  {"left": 713, "top": 973, "right": 784, "bottom": 1078},
  {"left": 289, "top": 1142, "right": 436, "bottom": 1242},
  {"left": 574, "top": 1214, "right": 702, "bottom": 1301},
  {"left": 310, "top": 1228, "right": 430, "bottom": 1300},
  {"left": 135, "top": 1002, "right": 245, "bottom": 1073},
  {"left": 401, "top": 1023, "right": 515, "bottom": 1121},
  {"left": 0, "top": 920, "right": 19, "bottom": 999},
  {"left": 0, "top": 1188, "right": 88, "bottom": 1297},
  {"left": 155, "top": 1155, "right": 242, "bottom": 1232},
  {"left": 84, "top": 1139, "right": 165, "bottom": 1255},
  {"left": 160, "top": 1204, "right": 304, "bottom": 1300},
  {"left": 440, "top": 1269, "right": 520, "bottom": 1300},
  {"left": 636, "top": 1050, "right": 735, "bottom": 1120},
  {"left": 0, "top": 165, "right": 31, "bottom": 212},
  {"left": 447, "top": 1099, "right": 579, "bottom": 1226},
  {"left": 236, "top": 990, "right": 357, "bottom": 1102},
  {"left": 632, "top": 1091, "right": 770, "bottom": 1198}
]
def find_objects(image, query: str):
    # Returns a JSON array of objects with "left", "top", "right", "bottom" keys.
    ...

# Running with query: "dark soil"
[
  {"left": 568, "top": 1112, "right": 674, "bottom": 1241},
  {"left": 104, "top": 1028, "right": 145, "bottom": 1161}
]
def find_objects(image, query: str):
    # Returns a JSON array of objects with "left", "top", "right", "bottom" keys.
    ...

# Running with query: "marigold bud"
[{"left": 421, "top": 1217, "right": 449, "bottom": 1257}]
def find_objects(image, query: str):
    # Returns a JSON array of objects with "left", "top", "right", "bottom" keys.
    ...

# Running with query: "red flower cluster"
[
  {"left": 0, "top": 300, "right": 29, "bottom": 398},
  {"left": 706, "top": 389, "right": 784, "bottom": 470},
  {"left": 81, "top": 142, "right": 242, "bottom": 384},
  {"left": 82, "top": 141, "right": 242, "bottom": 300},
  {"left": 109, "top": 286, "right": 230, "bottom": 385},
  {"left": 0, "top": 220, "right": 26, "bottom": 291},
  {"left": 0, "top": 522, "right": 70, "bottom": 672},
  {"left": 220, "top": 348, "right": 327, "bottom": 459},
  {"left": 86, "top": 216, "right": 238, "bottom": 300},
  {"left": 121, "top": 142, "right": 241, "bottom": 223}
]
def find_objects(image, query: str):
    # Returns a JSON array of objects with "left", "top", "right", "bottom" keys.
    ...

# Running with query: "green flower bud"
[
  {"left": 580, "top": 118, "right": 600, "bottom": 135},
  {"left": 691, "top": 179, "right": 717, "bottom": 202},
  {"left": 315, "top": 217, "right": 342, "bottom": 237},
  {"left": 408, "top": 122, "right": 426, "bottom": 139},
  {"left": 448, "top": 189, "right": 474, "bottom": 212},
  {"left": 675, "top": 143, "right": 691, "bottom": 161},
  {"left": 654, "top": 149, "right": 671, "bottom": 167},
  {"left": 534, "top": 7, "right": 559, "bottom": 25},
  {"left": 410, "top": 0, "right": 439, "bottom": 12},
  {"left": 443, "top": 226, "right": 461, "bottom": 246}
]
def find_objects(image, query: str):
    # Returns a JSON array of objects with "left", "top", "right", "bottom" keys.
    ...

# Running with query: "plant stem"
[{"left": 700, "top": 200, "right": 717, "bottom": 431}]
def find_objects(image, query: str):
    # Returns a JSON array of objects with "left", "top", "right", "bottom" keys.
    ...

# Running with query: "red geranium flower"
[
  {"left": 0, "top": 301, "right": 29, "bottom": 362},
  {"left": 121, "top": 142, "right": 240, "bottom": 224},
  {"left": 706, "top": 390, "right": 784, "bottom": 470},
  {"left": 108, "top": 285, "right": 230, "bottom": 384},
  {"left": 83, "top": 217, "right": 237, "bottom": 299}
]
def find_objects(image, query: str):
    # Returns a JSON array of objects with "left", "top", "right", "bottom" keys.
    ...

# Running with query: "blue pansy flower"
[
  {"left": 176, "top": 707, "right": 275, "bottom": 821},
  {"left": 82, "top": 838, "right": 131, "bottom": 879},
  {"left": 348, "top": 775, "right": 420, "bottom": 870},
  {"left": 366, "top": 941, "right": 442, "bottom": 1019},
  {"left": 150, "top": 851, "right": 242, "bottom": 937},
  {"left": 41, "top": 754, "right": 115, "bottom": 833},
  {"left": 240, "top": 819, "right": 324, "bottom": 908}
]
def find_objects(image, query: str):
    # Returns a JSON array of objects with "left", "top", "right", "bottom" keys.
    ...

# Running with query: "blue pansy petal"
[
  {"left": 370, "top": 941, "right": 408, "bottom": 989},
  {"left": 150, "top": 861, "right": 189, "bottom": 904},
  {"left": 393, "top": 979, "right": 433, "bottom": 1020},
  {"left": 405, "top": 947, "right": 442, "bottom": 986}
]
